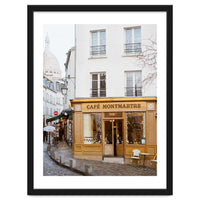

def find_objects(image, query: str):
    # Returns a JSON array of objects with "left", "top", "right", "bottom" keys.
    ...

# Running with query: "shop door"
[
  {"left": 115, "top": 120, "right": 123, "bottom": 157},
  {"left": 104, "top": 120, "right": 123, "bottom": 157},
  {"left": 104, "top": 121, "right": 114, "bottom": 156}
]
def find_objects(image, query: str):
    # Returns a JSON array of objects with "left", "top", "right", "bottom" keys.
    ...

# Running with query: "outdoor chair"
[
  {"left": 131, "top": 149, "right": 141, "bottom": 166},
  {"left": 151, "top": 153, "right": 157, "bottom": 168}
]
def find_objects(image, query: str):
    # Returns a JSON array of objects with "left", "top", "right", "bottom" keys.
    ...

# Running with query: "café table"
[{"left": 140, "top": 153, "right": 151, "bottom": 167}]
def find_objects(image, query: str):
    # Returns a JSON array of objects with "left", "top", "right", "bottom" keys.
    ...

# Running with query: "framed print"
[{"left": 28, "top": 5, "right": 173, "bottom": 195}]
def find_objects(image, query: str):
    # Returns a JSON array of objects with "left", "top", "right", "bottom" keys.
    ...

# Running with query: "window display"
[
  {"left": 84, "top": 113, "right": 101, "bottom": 144},
  {"left": 126, "top": 112, "right": 145, "bottom": 144}
]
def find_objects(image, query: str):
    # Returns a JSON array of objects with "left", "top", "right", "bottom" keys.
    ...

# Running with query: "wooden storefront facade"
[{"left": 70, "top": 97, "right": 157, "bottom": 167}]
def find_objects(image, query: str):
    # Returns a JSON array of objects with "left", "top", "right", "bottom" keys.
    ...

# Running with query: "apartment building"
[{"left": 69, "top": 24, "right": 157, "bottom": 165}]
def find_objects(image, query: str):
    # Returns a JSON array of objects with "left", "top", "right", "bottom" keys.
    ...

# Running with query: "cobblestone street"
[
  {"left": 74, "top": 159, "right": 157, "bottom": 176},
  {"left": 43, "top": 144, "right": 82, "bottom": 176},
  {"left": 44, "top": 142, "right": 157, "bottom": 176}
]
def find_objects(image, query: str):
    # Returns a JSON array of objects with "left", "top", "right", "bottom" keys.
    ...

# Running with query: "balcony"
[
  {"left": 124, "top": 43, "right": 141, "bottom": 54},
  {"left": 125, "top": 87, "right": 142, "bottom": 97},
  {"left": 90, "top": 45, "right": 106, "bottom": 56},
  {"left": 91, "top": 89, "right": 106, "bottom": 97}
]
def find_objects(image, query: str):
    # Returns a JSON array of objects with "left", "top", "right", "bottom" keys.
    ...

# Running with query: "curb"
[{"left": 47, "top": 151, "right": 91, "bottom": 176}]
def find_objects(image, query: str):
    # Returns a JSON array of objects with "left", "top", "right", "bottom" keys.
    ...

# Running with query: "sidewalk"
[{"left": 46, "top": 141, "right": 157, "bottom": 176}]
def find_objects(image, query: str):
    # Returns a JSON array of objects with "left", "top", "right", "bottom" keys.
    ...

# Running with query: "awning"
[{"left": 46, "top": 108, "right": 73, "bottom": 123}]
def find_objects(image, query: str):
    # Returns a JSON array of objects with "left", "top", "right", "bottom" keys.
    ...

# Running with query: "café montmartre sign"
[{"left": 81, "top": 102, "right": 146, "bottom": 112}]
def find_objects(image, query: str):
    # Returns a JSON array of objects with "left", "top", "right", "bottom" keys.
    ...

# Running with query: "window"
[
  {"left": 126, "top": 113, "right": 145, "bottom": 144},
  {"left": 83, "top": 113, "right": 101, "bottom": 144},
  {"left": 124, "top": 27, "right": 141, "bottom": 54},
  {"left": 125, "top": 71, "right": 142, "bottom": 96},
  {"left": 91, "top": 73, "right": 106, "bottom": 97},
  {"left": 91, "top": 30, "right": 106, "bottom": 56},
  {"left": 45, "top": 79, "right": 47, "bottom": 86}
]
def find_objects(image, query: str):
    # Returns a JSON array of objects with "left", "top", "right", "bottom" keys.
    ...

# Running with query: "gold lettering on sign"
[
  {"left": 87, "top": 104, "right": 100, "bottom": 109},
  {"left": 82, "top": 102, "right": 146, "bottom": 112}
]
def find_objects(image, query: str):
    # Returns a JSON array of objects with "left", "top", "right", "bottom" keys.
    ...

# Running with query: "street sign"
[{"left": 54, "top": 111, "right": 58, "bottom": 116}]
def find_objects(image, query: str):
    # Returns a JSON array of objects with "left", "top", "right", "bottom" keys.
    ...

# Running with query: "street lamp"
[
  {"left": 61, "top": 85, "right": 68, "bottom": 109},
  {"left": 61, "top": 85, "right": 68, "bottom": 142},
  {"left": 61, "top": 85, "right": 68, "bottom": 95}
]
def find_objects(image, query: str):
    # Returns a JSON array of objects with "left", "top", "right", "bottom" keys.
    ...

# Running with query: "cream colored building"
[
  {"left": 68, "top": 24, "right": 157, "bottom": 166},
  {"left": 75, "top": 24, "right": 157, "bottom": 98}
]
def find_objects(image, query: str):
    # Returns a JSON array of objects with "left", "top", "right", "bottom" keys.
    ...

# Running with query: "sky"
[{"left": 43, "top": 24, "right": 75, "bottom": 77}]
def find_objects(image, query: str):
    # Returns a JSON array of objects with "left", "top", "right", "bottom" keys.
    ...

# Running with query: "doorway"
[{"left": 104, "top": 119, "right": 123, "bottom": 157}]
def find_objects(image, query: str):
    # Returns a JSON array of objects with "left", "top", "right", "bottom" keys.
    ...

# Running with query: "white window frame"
[
  {"left": 124, "top": 26, "right": 141, "bottom": 55},
  {"left": 125, "top": 71, "right": 142, "bottom": 96},
  {"left": 90, "top": 72, "right": 106, "bottom": 97},
  {"left": 90, "top": 29, "right": 106, "bottom": 56}
]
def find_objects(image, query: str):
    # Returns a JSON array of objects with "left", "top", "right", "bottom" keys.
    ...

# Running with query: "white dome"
[{"left": 43, "top": 35, "right": 61, "bottom": 79}]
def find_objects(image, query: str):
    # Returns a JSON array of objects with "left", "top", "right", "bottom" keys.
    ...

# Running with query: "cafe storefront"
[{"left": 70, "top": 97, "right": 157, "bottom": 166}]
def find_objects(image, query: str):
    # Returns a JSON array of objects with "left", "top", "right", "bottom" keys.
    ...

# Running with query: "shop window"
[
  {"left": 84, "top": 113, "right": 101, "bottom": 144},
  {"left": 126, "top": 112, "right": 145, "bottom": 144}
]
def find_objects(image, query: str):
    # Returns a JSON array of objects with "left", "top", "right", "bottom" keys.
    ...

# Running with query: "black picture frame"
[{"left": 28, "top": 5, "right": 173, "bottom": 195}]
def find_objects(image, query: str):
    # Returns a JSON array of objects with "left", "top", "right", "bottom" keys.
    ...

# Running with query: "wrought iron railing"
[
  {"left": 90, "top": 45, "right": 106, "bottom": 56},
  {"left": 125, "top": 87, "right": 142, "bottom": 97},
  {"left": 124, "top": 43, "right": 141, "bottom": 54},
  {"left": 91, "top": 89, "right": 106, "bottom": 97}
]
